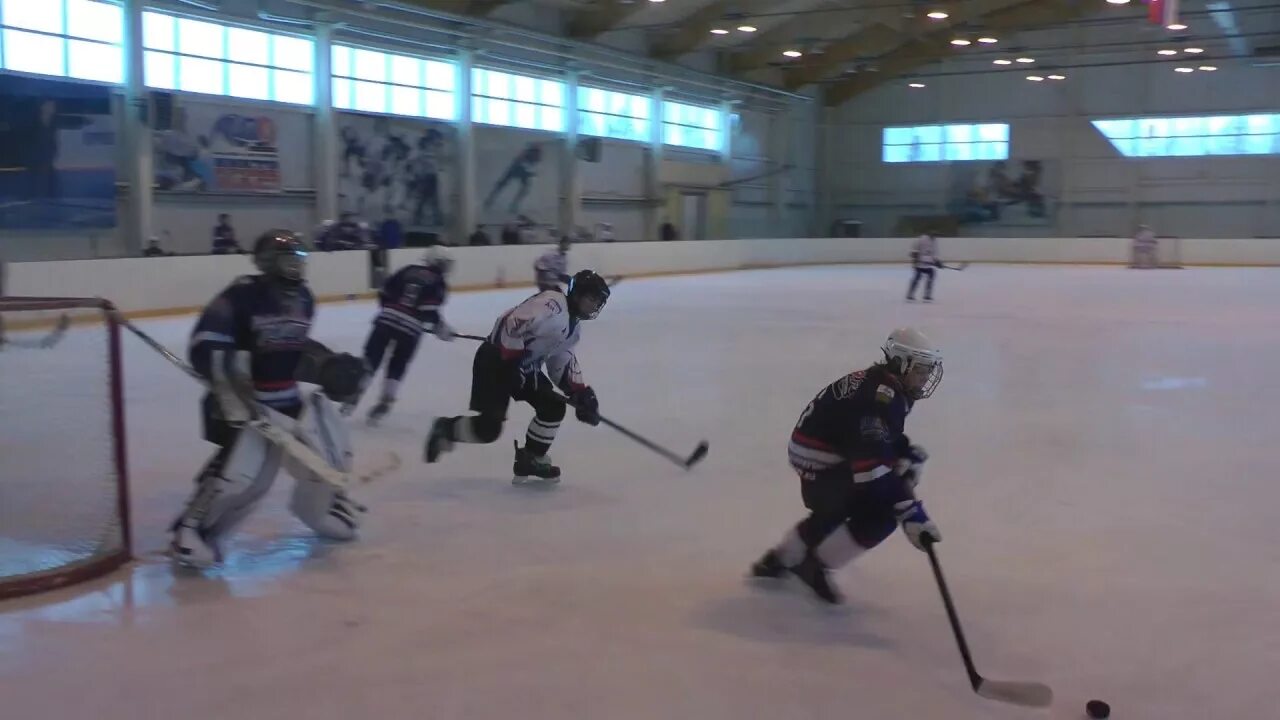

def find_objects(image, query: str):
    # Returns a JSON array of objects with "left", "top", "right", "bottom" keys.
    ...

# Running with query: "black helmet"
[
  {"left": 566, "top": 269, "right": 610, "bottom": 320},
  {"left": 253, "top": 229, "right": 308, "bottom": 285}
]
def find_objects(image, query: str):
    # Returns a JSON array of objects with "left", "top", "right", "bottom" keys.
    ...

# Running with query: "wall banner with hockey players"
[
  {"left": 0, "top": 75, "right": 116, "bottom": 230},
  {"left": 337, "top": 112, "right": 456, "bottom": 231},
  {"left": 475, "top": 126, "right": 560, "bottom": 233},
  {"left": 153, "top": 100, "right": 308, "bottom": 193},
  {"left": 947, "top": 159, "right": 1059, "bottom": 228}
]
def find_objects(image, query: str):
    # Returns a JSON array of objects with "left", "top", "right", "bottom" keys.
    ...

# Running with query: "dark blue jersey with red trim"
[
  {"left": 375, "top": 264, "right": 447, "bottom": 337},
  {"left": 188, "top": 275, "right": 315, "bottom": 411},
  {"left": 789, "top": 365, "right": 915, "bottom": 501}
]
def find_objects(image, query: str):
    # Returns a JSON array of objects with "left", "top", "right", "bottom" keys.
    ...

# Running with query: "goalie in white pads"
[
  {"left": 344, "top": 246, "right": 454, "bottom": 425},
  {"left": 750, "top": 328, "right": 943, "bottom": 604},
  {"left": 172, "top": 230, "right": 370, "bottom": 568},
  {"left": 424, "top": 270, "right": 611, "bottom": 484}
]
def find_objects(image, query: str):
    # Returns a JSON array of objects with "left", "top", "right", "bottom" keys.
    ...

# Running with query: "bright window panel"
[
  {"left": 4, "top": 0, "right": 63, "bottom": 34},
  {"left": 513, "top": 102, "right": 537, "bottom": 129},
  {"left": 68, "top": 39, "right": 122, "bottom": 83},
  {"left": 177, "top": 18, "right": 223, "bottom": 60},
  {"left": 67, "top": 0, "right": 122, "bottom": 44},
  {"left": 227, "top": 27, "right": 269, "bottom": 66},
  {"left": 144, "top": 50, "right": 176, "bottom": 89},
  {"left": 228, "top": 63, "right": 269, "bottom": 100},
  {"left": 272, "top": 35, "right": 312, "bottom": 72},
  {"left": 425, "top": 89, "right": 452, "bottom": 119},
  {"left": 331, "top": 45, "right": 351, "bottom": 77},
  {"left": 390, "top": 85, "right": 422, "bottom": 116},
  {"left": 178, "top": 55, "right": 223, "bottom": 94},
  {"left": 273, "top": 69, "right": 311, "bottom": 104},
  {"left": 352, "top": 48, "right": 386, "bottom": 82},
  {"left": 541, "top": 106, "right": 563, "bottom": 131},
  {"left": 333, "top": 77, "right": 352, "bottom": 109},
  {"left": 354, "top": 79, "right": 386, "bottom": 112},
  {"left": 425, "top": 60, "right": 453, "bottom": 91},
  {"left": 390, "top": 54, "right": 422, "bottom": 87},
  {"left": 141, "top": 11, "right": 174, "bottom": 51},
  {"left": 3, "top": 30, "right": 65, "bottom": 76}
]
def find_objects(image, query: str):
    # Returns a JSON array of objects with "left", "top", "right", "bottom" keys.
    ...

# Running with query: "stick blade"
[
  {"left": 684, "top": 440, "right": 710, "bottom": 469},
  {"left": 976, "top": 678, "right": 1053, "bottom": 708}
]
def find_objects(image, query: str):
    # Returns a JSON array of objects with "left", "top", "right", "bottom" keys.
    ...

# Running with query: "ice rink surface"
[{"left": 3, "top": 264, "right": 1279, "bottom": 719}]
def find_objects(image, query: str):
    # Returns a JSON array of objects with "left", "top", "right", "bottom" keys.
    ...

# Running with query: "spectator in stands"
[
  {"left": 315, "top": 212, "right": 373, "bottom": 251},
  {"left": 143, "top": 236, "right": 171, "bottom": 257},
  {"left": 660, "top": 219, "right": 678, "bottom": 242},
  {"left": 211, "top": 213, "right": 241, "bottom": 254},
  {"left": 597, "top": 222, "right": 616, "bottom": 243},
  {"left": 501, "top": 222, "right": 520, "bottom": 245},
  {"left": 469, "top": 224, "right": 491, "bottom": 246}
]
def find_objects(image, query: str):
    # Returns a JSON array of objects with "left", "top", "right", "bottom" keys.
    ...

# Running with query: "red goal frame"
[{"left": 0, "top": 297, "right": 132, "bottom": 600}]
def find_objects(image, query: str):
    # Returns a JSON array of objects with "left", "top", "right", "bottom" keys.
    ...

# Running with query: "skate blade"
[{"left": 512, "top": 474, "right": 561, "bottom": 487}]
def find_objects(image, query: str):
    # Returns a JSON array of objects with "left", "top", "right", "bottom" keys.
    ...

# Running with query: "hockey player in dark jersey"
[
  {"left": 343, "top": 246, "right": 454, "bottom": 425},
  {"left": 750, "top": 328, "right": 943, "bottom": 604},
  {"left": 172, "top": 230, "right": 369, "bottom": 569},
  {"left": 423, "top": 270, "right": 611, "bottom": 485}
]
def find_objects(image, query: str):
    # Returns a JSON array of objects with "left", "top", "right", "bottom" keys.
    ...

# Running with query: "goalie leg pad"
[
  {"left": 201, "top": 426, "right": 284, "bottom": 542},
  {"left": 289, "top": 478, "right": 361, "bottom": 540},
  {"left": 288, "top": 391, "right": 354, "bottom": 474},
  {"left": 286, "top": 391, "right": 361, "bottom": 540}
]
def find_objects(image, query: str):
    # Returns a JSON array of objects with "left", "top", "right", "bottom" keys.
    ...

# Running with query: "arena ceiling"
[{"left": 394, "top": 0, "right": 1280, "bottom": 104}]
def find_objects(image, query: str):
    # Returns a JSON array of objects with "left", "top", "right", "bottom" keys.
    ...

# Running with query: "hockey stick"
[
  {"left": 923, "top": 539, "right": 1053, "bottom": 708},
  {"left": 450, "top": 334, "right": 708, "bottom": 469},
  {"left": 112, "top": 312, "right": 399, "bottom": 489},
  {"left": 939, "top": 262, "right": 970, "bottom": 271},
  {"left": 0, "top": 313, "right": 70, "bottom": 349}
]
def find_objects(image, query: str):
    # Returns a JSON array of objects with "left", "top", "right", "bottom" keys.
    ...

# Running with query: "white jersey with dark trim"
[{"left": 488, "top": 290, "right": 585, "bottom": 390}]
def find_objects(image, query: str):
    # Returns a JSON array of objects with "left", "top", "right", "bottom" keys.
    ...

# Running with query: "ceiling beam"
[
  {"left": 650, "top": 1, "right": 737, "bottom": 60},
  {"left": 821, "top": 0, "right": 1096, "bottom": 105},
  {"left": 779, "top": 0, "right": 1034, "bottom": 90},
  {"left": 466, "top": 0, "right": 510, "bottom": 14},
  {"left": 567, "top": 2, "right": 644, "bottom": 40}
]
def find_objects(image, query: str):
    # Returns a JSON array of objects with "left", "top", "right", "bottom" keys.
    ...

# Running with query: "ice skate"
[
  {"left": 790, "top": 553, "right": 844, "bottom": 605},
  {"left": 512, "top": 440, "right": 561, "bottom": 485},
  {"left": 748, "top": 549, "right": 787, "bottom": 581},
  {"left": 424, "top": 417, "right": 454, "bottom": 463},
  {"left": 366, "top": 398, "right": 393, "bottom": 426}
]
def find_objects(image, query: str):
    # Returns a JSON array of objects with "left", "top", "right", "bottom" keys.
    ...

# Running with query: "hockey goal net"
[
  {"left": 0, "top": 297, "right": 131, "bottom": 600},
  {"left": 1129, "top": 234, "right": 1184, "bottom": 269}
]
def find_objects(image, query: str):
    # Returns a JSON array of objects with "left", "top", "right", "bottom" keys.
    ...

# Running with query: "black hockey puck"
[{"left": 1086, "top": 699, "right": 1110, "bottom": 719}]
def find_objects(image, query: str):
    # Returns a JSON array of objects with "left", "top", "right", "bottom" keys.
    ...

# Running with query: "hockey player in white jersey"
[
  {"left": 424, "top": 269, "right": 611, "bottom": 484},
  {"left": 533, "top": 235, "right": 572, "bottom": 291},
  {"left": 906, "top": 233, "right": 941, "bottom": 302}
]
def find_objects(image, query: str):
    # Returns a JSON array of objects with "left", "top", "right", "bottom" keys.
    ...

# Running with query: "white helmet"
[
  {"left": 422, "top": 245, "right": 453, "bottom": 275},
  {"left": 882, "top": 327, "right": 943, "bottom": 399}
]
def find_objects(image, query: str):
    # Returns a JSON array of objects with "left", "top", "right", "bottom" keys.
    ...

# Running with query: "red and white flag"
[{"left": 1149, "top": 0, "right": 1180, "bottom": 26}]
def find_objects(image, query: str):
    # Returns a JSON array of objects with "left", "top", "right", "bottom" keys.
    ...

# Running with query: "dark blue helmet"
[{"left": 253, "top": 229, "right": 308, "bottom": 285}]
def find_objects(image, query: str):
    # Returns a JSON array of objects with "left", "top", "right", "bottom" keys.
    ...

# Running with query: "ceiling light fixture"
[
  {"left": 1027, "top": 75, "right": 1045, "bottom": 81},
  {"left": 1183, "top": 47, "right": 1204, "bottom": 54},
  {"left": 710, "top": 28, "right": 729, "bottom": 35},
  {"left": 1174, "top": 66, "right": 1195, "bottom": 73},
  {"left": 927, "top": 11, "right": 949, "bottom": 20},
  {"left": 993, "top": 59, "right": 1013, "bottom": 65},
  {"left": 1047, "top": 74, "right": 1066, "bottom": 80},
  {"left": 783, "top": 50, "right": 803, "bottom": 58},
  {"left": 1167, "top": 23, "right": 1188, "bottom": 30},
  {"left": 950, "top": 37, "right": 972, "bottom": 46},
  {"left": 909, "top": 82, "right": 926, "bottom": 88},
  {"left": 1016, "top": 57, "right": 1035, "bottom": 63},
  {"left": 737, "top": 25, "right": 758, "bottom": 33},
  {"left": 977, "top": 35, "right": 998, "bottom": 44},
  {"left": 1157, "top": 49, "right": 1178, "bottom": 56},
  {"left": 1198, "top": 65, "right": 1217, "bottom": 71},
  {"left": 1106, "top": 0, "right": 1131, "bottom": 4}
]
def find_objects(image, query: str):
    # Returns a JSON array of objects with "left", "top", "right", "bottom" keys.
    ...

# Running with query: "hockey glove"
[
  {"left": 893, "top": 443, "right": 928, "bottom": 489},
  {"left": 318, "top": 353, "right": 369, "bottom": 404},
  {"left": 894, "top": 499, "right": 940, "bottom": 551},
  {"left": 432, "top": 320, "right": 455, "bottom": 342},
  {"left": 571, "top": 386, "right": 600, "bottom": 426}
]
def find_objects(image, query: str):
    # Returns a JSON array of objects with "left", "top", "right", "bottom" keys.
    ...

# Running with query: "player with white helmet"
[
  {"left": 534, "top": 235, "right": 572, "bottom": 291},
  {"left": 344, "top": 246, "right": 455, "bottom": 425},
  {"left": 750, "top": 328, "right": 943, "bottom": 604}
]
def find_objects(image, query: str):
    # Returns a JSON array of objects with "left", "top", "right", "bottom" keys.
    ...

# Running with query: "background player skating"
[
  {"left": 172, "top": 230, "right": 369, "bottom": 568},
  {"left": 424, "top": 270, "right": 611, "bottom": 485},
  {"left": 750, "top": 328, "right": 943, "bottom": 604},
  {"left": 906, "top": 233, "right": 941, "bottom": 302},
  {"left": 346, "top": 246, "right": 454, "bottom": 425},
  {"left": 533, "top": 235, "right": 572, "bottom": 291}
]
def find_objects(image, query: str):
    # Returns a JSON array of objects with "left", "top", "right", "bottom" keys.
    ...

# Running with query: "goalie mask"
[
  {"left": 882, "top": 327, "right": 943, "bottom": 399},
  {"left": 254, "top": 230, "right": 308, "bottom": 286}
]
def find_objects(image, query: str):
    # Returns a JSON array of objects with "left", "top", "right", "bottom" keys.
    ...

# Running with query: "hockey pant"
[
  {"left": 775, "top": 464, "right": 899, "bottom": 570},
  {"left": 183, "top": 392, "right": 361, "bottom": 545},
  {"left": 907, "top": 267, "right": 936, "bottom": 300},
  {"left": 364, "top": 323, "right": 421, "bottom": 401},
  {"left": 447, "top": 341, "right": 566, "bottom": 456}
]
